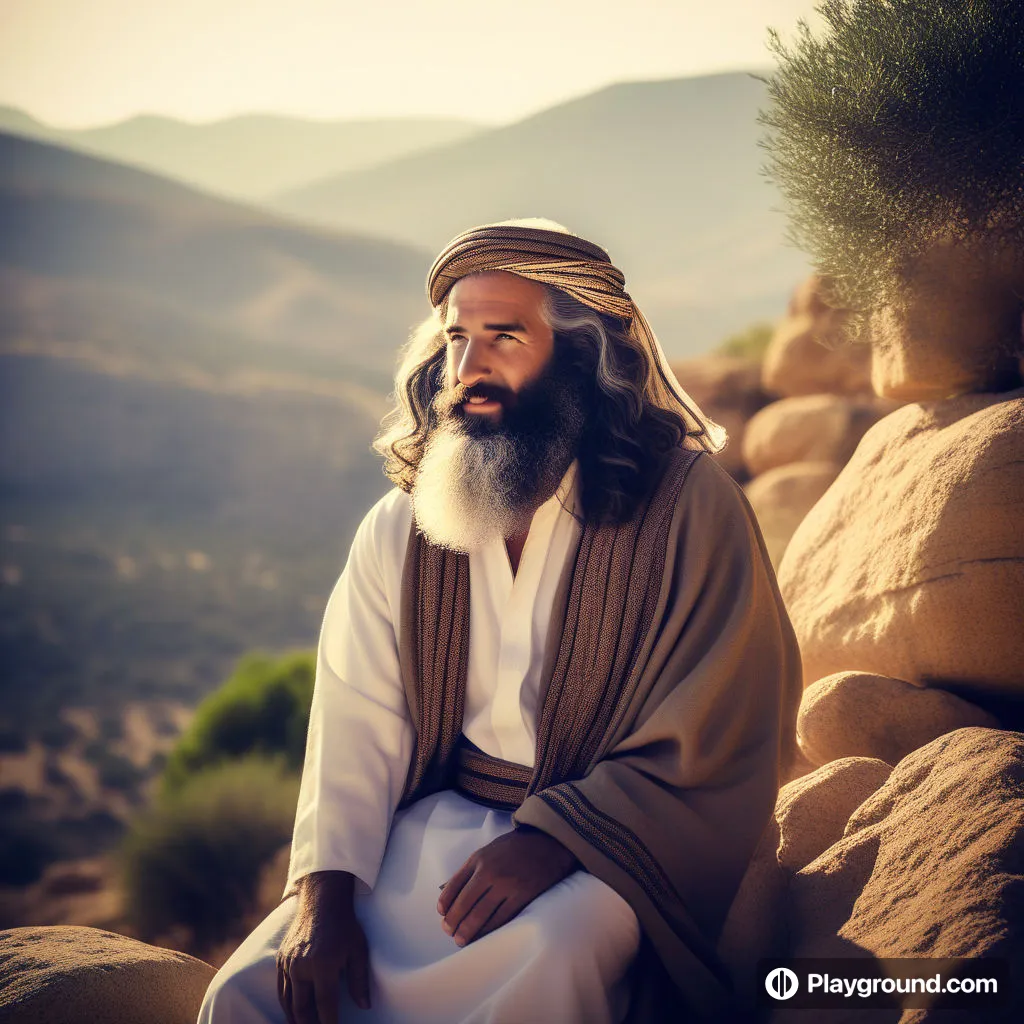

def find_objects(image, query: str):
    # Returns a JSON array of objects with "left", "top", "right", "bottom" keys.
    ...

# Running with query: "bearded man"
[{"left": 197, "top": 220, "right": 802, "bottom": 1024}]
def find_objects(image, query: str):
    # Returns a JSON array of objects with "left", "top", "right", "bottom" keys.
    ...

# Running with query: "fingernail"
[{"left": 455, "top": 936, "right": 466, "bottom": 947}]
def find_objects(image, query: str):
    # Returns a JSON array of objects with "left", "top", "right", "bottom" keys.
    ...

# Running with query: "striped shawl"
[{"left": 396, "top": 446, "right": 803, "bottom": 1021}]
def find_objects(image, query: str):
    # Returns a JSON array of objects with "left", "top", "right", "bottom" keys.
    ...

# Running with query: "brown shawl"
[{"left": 397, "top": 446, "right": 803, "bottom": 1020}]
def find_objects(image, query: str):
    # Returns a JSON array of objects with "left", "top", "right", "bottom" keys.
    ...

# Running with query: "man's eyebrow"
[{"left": 445, "top": 321, "right": 528, "bottom": 334}]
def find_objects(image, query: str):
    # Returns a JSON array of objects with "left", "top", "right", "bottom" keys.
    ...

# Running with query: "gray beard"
[{"left": 410, "top": 361, "right": 586, "bottom": 553}]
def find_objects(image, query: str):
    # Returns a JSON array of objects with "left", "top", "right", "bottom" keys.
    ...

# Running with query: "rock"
[
  {"left": 0, "top": 925, "right": 215, "bottom": 1024},
  {"left": 869, "top": 242, "right": 1024, "bottom": 401},
  {"left": 671, "top": 354, "right": 770, "bottom": 480},
  {"left": 762, "top": 276, "right": 873, "bottom": 397},
  {"left": 778, "top": 388, "right": 1024, "bottom": 716},
  {"left": 776, "top": 757, "right": 893, "bottom": 872},
  {"left": 744, "top": 461, "right": 841, "bottom": 568},
  {"left": 776, "top": 728, "right": 1024, "bottom": 1022},
  {"left": 798, "top": 672, "right": 1001, "bottom": 768},
  {"left": 742, "top": 394, "right": 900, "bottom": 477}
]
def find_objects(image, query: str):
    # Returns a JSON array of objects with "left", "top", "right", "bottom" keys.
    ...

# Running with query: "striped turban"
[{"left": 426, "top": 219, "right": 727, "bottom": 454}]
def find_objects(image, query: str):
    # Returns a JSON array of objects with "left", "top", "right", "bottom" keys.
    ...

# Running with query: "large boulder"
[
  {"left": 869, "top": 242, "right": 1024, "bottom": 402},
  {"left": 670, "top": 354, "right": 770, "bottom": 481},
  {"left": 775, "top": 756, "right": 893, "bottom": 873},
  {"left": 717, "top": 757, "right": 891, "bottom": 1012},
  {"left": 798, "top": 671, "right": 1001, "bottom": 768},
  {"left": 0, "top": 926, "right": 215, "bottom": 1023},
  {"left": 774, "top": 728, "right": 1024, "bottom": 1022},
  {"left": 761, "top": 276, "right": 873, "bottom": 397},
  {"left": 744, "top": 461, "right": 841, "bottom": 568},
  {"left": 742, "top": 394, "right": 900, "bottom": 477},
  {"left": 778, "top": 388, "right": 1024, "bottom": 717}
]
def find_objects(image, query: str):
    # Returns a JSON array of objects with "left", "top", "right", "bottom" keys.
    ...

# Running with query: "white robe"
[{"left": 198, "top": 459, "right": 642, "bottom": 1024}]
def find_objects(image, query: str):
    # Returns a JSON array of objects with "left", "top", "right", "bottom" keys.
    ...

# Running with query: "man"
[{"left": 198, "top": 219, "right": 802, "bottom": 1023}]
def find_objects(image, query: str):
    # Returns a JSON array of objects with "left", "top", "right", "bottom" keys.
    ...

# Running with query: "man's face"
[
  {"left": 411, "top": 272, "right": 588, "bottom": 553},
  {"left": 440, "top": 272, "right": 555, "bottom": 425}
]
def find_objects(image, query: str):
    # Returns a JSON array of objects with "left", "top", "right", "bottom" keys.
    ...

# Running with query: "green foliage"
[
  {"left": 161, "top": 650, "right": 314, "bottom": 796},
  {"left": 759, "top": 0, "right": 1024, "bottom": 311},
  {"left": 120, "top": 755, "right": 299, "bottom": 948},
  {"left": 715, "top": 321, "right": 774, "bottom": 360}
]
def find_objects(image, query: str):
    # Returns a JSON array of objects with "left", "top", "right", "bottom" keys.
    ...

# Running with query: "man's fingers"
[
  {"left": 454, "top": 893, "right": 507, "bottom": 946},
  {"left": 277, "top": 962, "right": 297, "bottom": 1024},
  {"left": 312, "top": 971, "right": 340, "bottom": 1024},
  {"left": 292, "top": 975, "right": 318, "bottom": 1024},
  {"left": 347, "top": 942, "right": 372, "bottom": 1010},
  {"left": 437, "top": 858, "right": 474, "bottom": 915},
  {"left": 475, "top": 896, "right": 523, "bottom": 941},
  {"left": 445, "top": 876, "right": 494, "bottom": 943}
]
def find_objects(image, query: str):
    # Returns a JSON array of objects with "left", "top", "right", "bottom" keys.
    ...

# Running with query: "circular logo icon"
[{"left": 765, "top": 967, "right": 800, "bottom": 1000}]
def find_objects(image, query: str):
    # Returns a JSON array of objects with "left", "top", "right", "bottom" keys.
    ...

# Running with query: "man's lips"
[{"left": 462, "top": 396, "right": 503, "bottom": 413}]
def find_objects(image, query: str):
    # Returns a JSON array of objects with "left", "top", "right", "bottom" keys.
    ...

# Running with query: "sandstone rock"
[
  {"left": 762, "top": 276, "right": 873, "bottom": 397},
  {"left": 868, "top": 242, "right": 1024, "bottom": 401},
  {"left": 0, "top": 925, "right": 215, "bottom": 1024},
  {"left": 744, "top": 461, "right": 841, "bottom": 568},
  {"left": 671, "top": 354, "right": 770, "bottom": 480},
  {"left": 778, "top": 388, "right": 1024, "bottom": 714},
  {"left": 776, "top": 756, "right": 893, "bottom": 873},
  {"left": 773, "top": 728, "right": 1024, "bottom": 1022},
  {"left": 742, "top": 394, "right": 900, "bottom": 477},
  {"left": 798, "top": 672, "right": 1001, "bottom": 768}
]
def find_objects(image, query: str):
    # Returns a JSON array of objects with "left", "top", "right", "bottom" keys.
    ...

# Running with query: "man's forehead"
[{"left": 442, "top": 272, "right": 547, "bottom": 325}]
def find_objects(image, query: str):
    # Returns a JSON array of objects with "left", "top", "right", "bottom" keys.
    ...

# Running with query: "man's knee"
[
  {"left": 198, "top": 934, "right": 284, "bottom": 1023},
  {"left": 523, "top": 872, "right": 641, "bottom": 972}
]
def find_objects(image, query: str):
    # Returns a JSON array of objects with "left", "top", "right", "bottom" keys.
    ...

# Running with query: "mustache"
[{"left": 433, "top": 380, "right": 517, "bottom": 418}]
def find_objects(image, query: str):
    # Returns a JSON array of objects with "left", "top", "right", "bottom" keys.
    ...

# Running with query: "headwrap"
[{"left": 426, "top": 220, "right": 728, "bottom": 454}]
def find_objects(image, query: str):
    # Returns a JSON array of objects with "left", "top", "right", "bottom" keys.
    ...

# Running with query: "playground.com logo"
[
  {"left": 757, "top": 958, "right": 1008, "bottom": 1011},
  {"left": 764, "top": 967, "right": 799, "bottom": 1000}
]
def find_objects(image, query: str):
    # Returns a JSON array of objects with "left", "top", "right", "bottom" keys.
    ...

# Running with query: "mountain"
[
  {"left": 273, "top": 72, "right": 809, "bottom": 354},
  {"left": 0, "top": 131, "right": 432, "bottom": 729},
  {"left": 0, "top": 108, "right": 483, "bottom": 202}
]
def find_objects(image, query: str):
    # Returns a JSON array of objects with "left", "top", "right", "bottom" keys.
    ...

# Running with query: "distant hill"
[
  {"left": 0, "top": 131, "right": 432, "bottom": 730},
  {"left": 273, "top": 72, "right": 808, "bottom": 354},
  {"left": 0, "top": 130, "right": 430, "bottom": 387},
  {"left": 0, "top": 106, "right": 483, "bottom": 202}
]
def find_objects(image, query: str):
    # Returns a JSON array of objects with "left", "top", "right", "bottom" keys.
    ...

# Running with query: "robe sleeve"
[
  {"left": 283, "top": 495, "right": 416, "bottom": 900},
  {"left": 513, "top": 453, "right": 803, "bottom": 1018}
]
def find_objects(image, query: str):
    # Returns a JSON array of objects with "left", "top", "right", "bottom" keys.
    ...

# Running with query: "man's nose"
[{"left": 456, "top": 337, "right": 490, "bottom": 388}]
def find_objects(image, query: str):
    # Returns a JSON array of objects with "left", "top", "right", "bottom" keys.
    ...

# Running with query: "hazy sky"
[{"left": 1, "top": 0, "right": 821, "bottom": 128}]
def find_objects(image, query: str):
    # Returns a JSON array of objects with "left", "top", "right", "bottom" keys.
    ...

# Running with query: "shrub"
[
  {"left": 715, "top": 321, "right": 774, "bottom": 360},
  {"left": 120, "top": 755, "right": 299, "bottom": 949},
  {"left": 162, "top": 650, "right": 313, "bottom": 795},
  {"left": 759, "top": 0, "right": 1024, "bottom": 314}
]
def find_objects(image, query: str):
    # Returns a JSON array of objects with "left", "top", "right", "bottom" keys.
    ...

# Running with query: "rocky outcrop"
[
  {"left": 743, "top": 461, "right": 840, "bottom": 568},
  {"left": 869, "top": 242, "right": 1024, "bottom": 402},
  {"left": 742, "top": 393, "right": 898, "bottom": 477},
  {"left": 774, "top": 728, "right": 1024, "bottom": 1022},
  {"left": 761, "top": 276, "right": 873, "bottom": 397},
  {"left": 797, "top": 671, "right": 1000, "bottom": 768},
  {"left": 670, "top": 354, "right": 770, "bottom": 481},
  {"left": 778, "top": 388, "right": 1024, "bottom": 715},
  {"left": 0, "top": 926, "right": 215, "bottom": 1024}
]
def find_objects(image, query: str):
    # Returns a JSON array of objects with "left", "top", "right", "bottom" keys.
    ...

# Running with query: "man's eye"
[{"left": 496, "top": 333, "right": 518, "bottom": 341}]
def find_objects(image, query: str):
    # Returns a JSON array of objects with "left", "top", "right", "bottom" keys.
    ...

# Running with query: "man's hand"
[
  {"left": 277, "top": 871, "right": 370, "bottom": 1024},
  {"left": 437, "top": 826, "right": 579, "bottom": 947}
]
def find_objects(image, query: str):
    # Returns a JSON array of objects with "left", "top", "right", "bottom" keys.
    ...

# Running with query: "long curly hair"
[{"left": 371, "top": 282, "right": 694, "bottom": 525}]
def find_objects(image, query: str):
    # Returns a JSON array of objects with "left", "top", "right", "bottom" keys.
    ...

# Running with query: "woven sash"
[
  {"left": 397, "top": 445, "right": 703, "bottom": 809},
  {"left": 453, "top": 735, "right": 532, "bottom": 811}
]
